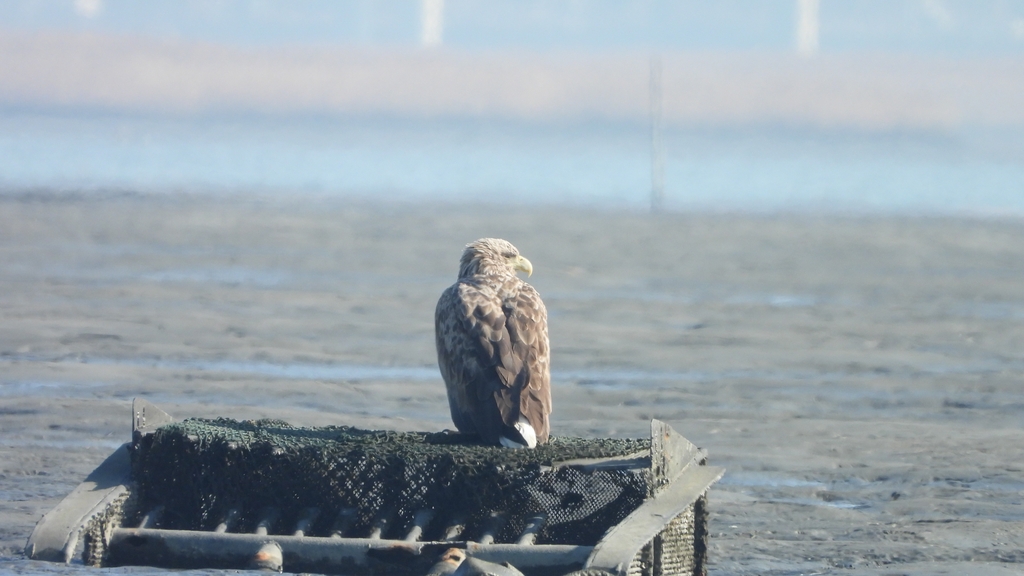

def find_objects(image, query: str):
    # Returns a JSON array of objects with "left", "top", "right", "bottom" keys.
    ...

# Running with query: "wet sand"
[{"left": 1, "top": 194, "right": 1023, "bottom": 575}]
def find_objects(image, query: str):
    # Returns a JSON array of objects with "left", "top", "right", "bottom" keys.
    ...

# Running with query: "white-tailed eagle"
[{"left": 435, "top": 238, "right": 551, "bottom": 448}]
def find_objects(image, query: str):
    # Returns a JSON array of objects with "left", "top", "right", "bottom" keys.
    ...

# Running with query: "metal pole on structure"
[{"left": 649, "top": 55, "right": 665, "bottom": 213}]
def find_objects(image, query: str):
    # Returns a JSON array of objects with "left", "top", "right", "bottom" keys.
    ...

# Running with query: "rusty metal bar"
[
  {"left": 516, "top": 513, "right": 546, "bottom": 545},
  {"left": 467, "top": 542, "right": 591, "bottom": 568},
  {"left": 105, "top": 528, "right": 592, "bottom": 573},
  {"left": 329, "top": 508, "right": 356, "bottom": 539},
  {"left": 425, "top": 548, "right": 464, "bottom": 576},
  {"left": 293, "top": 508, "right": 319, "bottom": 537},
  {"left": 214, "top": 509, "right": 240, "bottom": 534},
  {"left": 137, "top": 506, "right": 164, "bottom": 529},
  {"left": 404, "top": 509, "right": 434, "bottom": 542},
  {"left": 476, "top": 512, "right": 505, "bottom": 545},
  {"left": 254, "top": 508, "right": 279, "bottom": 536}
]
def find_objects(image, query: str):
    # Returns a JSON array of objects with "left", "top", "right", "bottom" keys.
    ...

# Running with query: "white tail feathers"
[{"left": 499, "top": 417, "right": 537, "bottom": 449}]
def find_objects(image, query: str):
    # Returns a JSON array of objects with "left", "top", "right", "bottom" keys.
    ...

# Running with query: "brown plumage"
[{"left": 435, "top": 238, "right": 551, "bottom": 448}]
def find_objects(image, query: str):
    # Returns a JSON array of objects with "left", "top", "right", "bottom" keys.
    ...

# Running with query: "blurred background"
[{"left": 1, "top": 0, "right": 1023, "bottom": 212}]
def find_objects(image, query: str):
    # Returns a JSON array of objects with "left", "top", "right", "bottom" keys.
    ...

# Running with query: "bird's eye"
[{"left": 502, "top": 252, "right": 516, "bottom": 258}]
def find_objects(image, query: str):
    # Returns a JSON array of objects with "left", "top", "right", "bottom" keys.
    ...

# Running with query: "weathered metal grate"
[{"left": 28, "top": 399, "right": 723, "bottom": 576}]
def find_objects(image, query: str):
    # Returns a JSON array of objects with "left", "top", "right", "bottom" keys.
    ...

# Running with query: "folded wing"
[{"left": 436, "top": 280, "right": 550, "bottom": 447}]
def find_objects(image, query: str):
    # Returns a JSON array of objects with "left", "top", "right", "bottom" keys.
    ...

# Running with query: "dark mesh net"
[{"left": 130, "top": 418, "right": 651, "bottom": 546}]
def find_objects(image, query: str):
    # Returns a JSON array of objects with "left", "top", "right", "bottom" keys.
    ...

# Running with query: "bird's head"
[{"left": 458, "top": 238, "right": 533, "bottom": 279}]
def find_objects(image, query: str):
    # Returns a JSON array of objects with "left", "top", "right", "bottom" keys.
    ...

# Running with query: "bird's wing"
[
  {"left": 501, "top": 282, "right": 551, "bottom": 444},
  {"left": 436, "top": 279, "right": 551, "bottom": 445}
]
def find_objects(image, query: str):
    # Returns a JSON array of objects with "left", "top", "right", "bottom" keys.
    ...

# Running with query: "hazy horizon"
[
  {"left": 2, "top": 0, "right": 1023, "bottom": 213},
  {"left": 3, "top": 0, "right": 1024, "bottom": 54}
]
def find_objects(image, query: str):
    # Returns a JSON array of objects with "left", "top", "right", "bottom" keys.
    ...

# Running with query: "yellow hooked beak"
[{"left": 513, "top": 255, "right": 533, "bottom": 277}]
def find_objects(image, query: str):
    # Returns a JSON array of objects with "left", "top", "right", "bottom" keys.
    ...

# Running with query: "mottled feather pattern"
[{"left": 435, "top": 239, "right": 551, "bottom": 447}]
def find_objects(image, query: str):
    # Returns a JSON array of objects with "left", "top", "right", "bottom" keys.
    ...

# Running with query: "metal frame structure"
[{"left": 26, "top": 399, "right": 722, "bottom": 576}]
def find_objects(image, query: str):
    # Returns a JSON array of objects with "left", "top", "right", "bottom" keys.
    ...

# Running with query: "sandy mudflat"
[{"left": 1, "top": 193, "right": 1023, "bottom": 575}]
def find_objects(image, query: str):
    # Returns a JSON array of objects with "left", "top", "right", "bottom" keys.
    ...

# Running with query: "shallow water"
[{"left": 3, "top": 112, "right": 1024, "bottom": 214}]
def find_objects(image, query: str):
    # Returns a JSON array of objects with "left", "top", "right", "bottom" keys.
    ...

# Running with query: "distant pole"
[
  {"left": 796, "top": 0, "right": 819, "bottom": 57},
  {"left": 421, "top": 0, "right": 444, "bottom": 48},
  {"left": 649, "top": 55, "right": 665, "bottom": 213}
]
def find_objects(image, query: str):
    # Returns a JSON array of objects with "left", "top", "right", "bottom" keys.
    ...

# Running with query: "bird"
[{"left": 435, "top": 238, "right": 551, "bottom": 448}]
